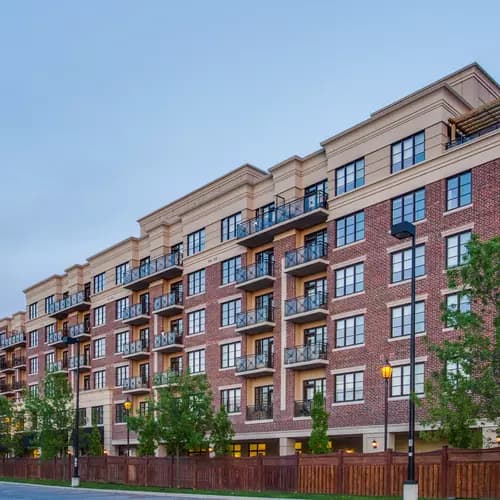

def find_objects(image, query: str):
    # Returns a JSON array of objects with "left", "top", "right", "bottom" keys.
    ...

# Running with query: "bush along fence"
[{"left": 0, "top": 447, "right": 498, "bottom": 499}]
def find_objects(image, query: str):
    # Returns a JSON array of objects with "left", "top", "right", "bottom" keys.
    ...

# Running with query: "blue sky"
[{"left": 1, "top": 1, "right": 499, "bottom": 318}]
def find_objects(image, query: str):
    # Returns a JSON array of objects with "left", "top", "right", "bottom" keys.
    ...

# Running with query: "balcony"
[
  {"left": 284, "top": 293, "right": 328, "bottom": 323},
  {"left": 13, "top": 357, "right": 26, "bottom": 370},
  {"left": 285, "top": 243, "right": 329, "bottom": 276},
  {"left": 235, "top": 353, "right": 274, "bottom": 377},
  {"left": 235, "top": 307, "right": 275, "bottom": 335},
  {"left": 1, "top": 331, "right": 26, "bottom": 351},
  {"left": 0, "top": 383, "right": 14, "bottom": 396},
  {"left": 48, "top": 291, "right": 91, "bottom": 319},
  {"left": 294, "top": 400, "right": 313, "bottom": 417},
  {"left": 236, "top": 192, "right": 328, "bottom": 248},
  {"left": 122, "top": 375, "right": 150, "bottom": 394},
  {"left": 123, "top": 253, "right": 183, "bottom": 291},
  {"left": 235, "top": 262, "right": 275, "bottom": 291},
  {"left": 152, "top": 369, "right": 182, "bottom": 388},
  {"left": 122, "top": 303, "right": 150, "bottom": 326},
  {"left": 46, "top": 359, "right": 68, "bottom": 374},
  {"left": 69, "top": 355, "right": 91, "bottom": 372},
  {"left": 246, "top": 405, "right": 273, "bottom": 421},
  {"left": 152, "top": 332, "right": 183, "bottom": 353},
  {"left": 68, "top": 323, "right": 91, "bottom": 341},
  {"left": 12, "top": 381, "right": 26, "bottom": 392},
  {"left": 47, "top": 330, "right": 66, "bottom": 348},
  {"left": 153, "top": 293, "right": 184, "bottom": 317},
  {"left": 122, "top": 339, "right": 150, "bottom": 360},
  {"left": 284, "top": 343, "right": 328, "bottom": 370},
  {"left": 0, "top": 359, "right": 14, "bottom": 373}
]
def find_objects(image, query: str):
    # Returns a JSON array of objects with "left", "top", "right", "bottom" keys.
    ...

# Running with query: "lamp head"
[
  {"left": 391, "top": 221, "right": 416, "bottom": 240},
  {"left": 381, "top": 363, "right": 393, "bottom": 379},
  {"left": 124, "top": 400, "right": 132, "bottom": 411},
  {"left": 371, "top": 440, "right": 378, "bottom": 449}
]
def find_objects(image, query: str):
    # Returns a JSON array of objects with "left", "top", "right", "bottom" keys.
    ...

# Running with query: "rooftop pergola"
[{"left": 449, "top": 97, "right": 500, "bottom": 142}]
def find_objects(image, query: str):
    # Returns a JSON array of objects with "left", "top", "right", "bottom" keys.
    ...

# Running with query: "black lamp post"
[
  {"left": 391, "top": 221, "right": 418, "bottom": 500},
  {"left": 124, "top": 399, "right": 132, "bottom": 456},
  {"left": 381, "top": 361, "right": 393, "bottom": 452}
]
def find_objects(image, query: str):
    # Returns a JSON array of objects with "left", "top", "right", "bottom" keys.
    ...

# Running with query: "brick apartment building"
[{"left": 0, "top": 63, "right": 499, "bottom": 457}]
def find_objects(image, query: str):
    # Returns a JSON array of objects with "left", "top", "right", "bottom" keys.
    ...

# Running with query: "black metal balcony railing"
[
  {"left": 69, "top": 355, "right": 91, "bottom": 369},
  {"left": 153, "top": 293, "right": 183, "bottom": 311},
  {"left": 236, "top": 353, "right": 274, "bottom": 373},
  {"left": 236, "top": 307, "right": 274, "bottom": 329},
  {"left": 123, "top": 252, "right": 183, "bottom": 286},
  {"left": 0, "top": 359, "right": 12, "bottom": 370},
  {"left": 237, "top": 192, "right": 328, "bottom": 239},
  {"left": 446, "top": 122, "right": 500, "bottom": 149},
  {"left": 285, "top": 293, "right": 328, "bottom": 317},
  {"left": 285, "top": 243, "right": 328, "bottom": 269},
  {"left": 13, "top": 356, "right": 26, "bottom": 368},
  {"left": 47, "top": 359, "right": 68, "bottom": 373},
  {"left": 48, "top": 331, "right": 65, "bottom": 345},
  {"left": 152, "top": 369, "right": 182, "bottom": 386},
  {"left": 284, "top": 343, "right": 328, "bottom": 365},
  {"left": 12, "top": 381, "right": 26, "bottom": 391},
  {"left": 153, "top": 331, "right": 183, "bottom": 350},
  {"left": 0, "top": 383, "right": 13, "bottom": 394},
  {"left": 69, "top": 323, "right": 90, "bottom": 338},
  {"left": 122, "top": 303, "right": 150, "bottom": 321},
  {"left": 1, "top": 331, "right": 26, "bottom": 349},
  {"left": 294, "top": 400, "right": 314, "bottom": 417},
  {"left": 48, "top": 290, "right": 90, "bottom": 315},
  {"left": 122, "top": 339, "right": 149, "bottom": 357},
  {"left": 246, "top": 404, "right": 273, "bottom": 421},
  {"left": 122, "top": 375, "right": 150, "bottom": 391},
  {"left": 236, "top": 261, "right": 274, "bottom": 284}
]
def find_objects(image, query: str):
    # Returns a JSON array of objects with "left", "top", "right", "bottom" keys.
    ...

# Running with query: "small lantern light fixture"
[{"left": 371, "top": 439, "right": 378, "bottom": 449}]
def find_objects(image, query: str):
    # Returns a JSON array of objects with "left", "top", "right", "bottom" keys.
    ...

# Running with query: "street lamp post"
[
  {"left": 124, "top": 399, "right": 132, "bottom": 457},
  {"left": 381, "top": 361, "right": 393, "bottom": 451},
  {"left": 391, "top": 221, "right": 418, "bottom": 500}
]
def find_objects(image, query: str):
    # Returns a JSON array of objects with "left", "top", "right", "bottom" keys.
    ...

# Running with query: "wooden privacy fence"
[{"left": 0, "top": 447, "right": 499, "bottom": 499}]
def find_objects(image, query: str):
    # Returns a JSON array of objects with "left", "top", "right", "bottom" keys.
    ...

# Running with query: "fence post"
[
  {"left": 440, "top": 446, "right": 448, "bottom": 499},
  {"left": 385, "top": 448, "right": 393, "bottom": 497},
  {"left": 336, "top": 450, "right": 344, "bottom": 494}
]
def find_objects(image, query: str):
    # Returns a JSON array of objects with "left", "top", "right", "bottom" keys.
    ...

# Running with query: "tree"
[
  {"left": 24, "top": 372, "right": 74, "bottom": 459},
  {"left": 211, "top": 405, "right": 234, "bottom": 456},
  {"left": 0, "top": 396, "right": 13, "bottom": 456},
  {"left": 308, "top": 392, "right": 330, "bottom": 454},
  {"left": 128, "top": 401, "right": 158, "bottom": 457},
  {"left": 87, "top": 424, "right": 104, "bottom": 456},
  {"left": 421, "top": 235, "right": 500, "bottom": 448}
]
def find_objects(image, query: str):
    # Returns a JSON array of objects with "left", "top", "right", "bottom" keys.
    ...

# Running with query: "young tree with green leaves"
[
  {"left": 211, "top": 405, "right": 234, "bottom": 456},
  {"left": 0, "top": 395, "right": 14, "bottom": 456},
  {"left": 128, "top": 400, "right": 158, "bottom": 456},
  {"left": 421, "top": 235, "right": 500, "bottom": 448},
  {"left": 308, "top": 392, "right": 330, "bottom": 454},
  {"left": 87, "top": 424, "right": 104, "bottom": 456}
]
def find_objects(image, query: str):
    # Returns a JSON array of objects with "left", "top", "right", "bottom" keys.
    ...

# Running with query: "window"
[
  {"left": 335, "top": 263, "right": 364, "bottom": 297},
  {"left": 188, "top": 349, "right": 206, "bottom": 374},
  {"left": 446, "top": 171, "right": 472, "bottom": 211},
  {"left": 446, "top": 360, "right": 468, "bottom": 382},
  {"left": 115, "top": 262, "right": 129, "bottom": 285},
  {"left": 391, "top": 302, "right": 425, "bottom": 337},
  {"left": 446, "top": 231, "right": 471, "bottom": 269},
  {"left": 44, "top": 295, "right": 54, "bottom": 314},
  {"left": 187, "top": 228, "right": 206, "bottom": 256},
  {"left": 115, "top": 365, "right": 129, "bottom": 386},
  {"left": 335, "top": 158, "right": 365, "bottom": 195},
  {"left": 93, "top": 338, "right": 106, "bottom": 358},
  {"left": 391, "top": 245, "right": 425, "bottom": 283},
  {"left": 445, "top": 293, "right": 471, "bottom": 327},
  {"left": 392, "top": 188, "right": 426, "bottom": 225},
  {"left": 93, "top": 272, "right": 106, "bottom": 294},
  {"left": 45, "top": 324, "right": 55, "bottom": 343},
  {"left": 304, "top": 325, "right": 327, "bottom": 345},
  {"left": 391, "top": 363, "right": 425, "bottom": 396},
  {"left": 391, "top": 131, "right": 425, "bottom": 173},
  {"left": 249, "top": 443, "right": 266, "bottom": 457},
  {"left": 139, "top": 401, "right": 148, "bottom": 416},
  {"left": 221, "top": 212, "right": 242, "bottom": 241},
  {"left": 336, "top": 211, "right": 364, "bottom": 247},
  {"left": 29, "top": 384, "right": 38, "bottom": 397},
  {"left": 305, "top": 179, "right": 328, "bottom": 200},
  {"left": 188, "top": 309, "right": 205, "bottom": 335},
  {"left": 228, "top": 444, "right": 241, "bottom": 458},
  {"left": 115, "top": 297, "right": 129, "bottom": 320},
  {"left": 221, "top": 341, "right": 241, "bottom": 368},
  {"left": 221, "top": 299, "right": 241, "bottom": 327},
  {"left": 94, "top": 370, "right": 106, "bottom": 389},
  {"left": 188, "top": 269, "right": 206, "bottom": 295},
  {"left": 334, "top": 371, "right": 364, "bottom": 402},
  {"left": 303, "top": 378, "right": 326, "bottom": 402},
  {"left": 94, "top": 305, "right": 106, "bottom": 326},
  {"left": 91, "top": 406, "right": 104, "bottom": 426},
  {"left": 83, "top": 376, "right": 91, "bottom": 391},
  {"left": 115, "top": 331, "right": 129, "bottom": 353},
  {"left": 171, "top": 241, "right": 183, "bottom": 256},
  {"left": 115, "top": 403, "right": 126, "bottom": 423},
  {"left": 28, "top": 302, "right": 38, "bottom": 320},
  {"left": 29, "top": 330, "right": 38, "bottom": 348},
  {"left": 29, "top": 357, "right": 38, "bottom": 375},
  {"left": 221, "top": 256, "right": 242, "bottom": 285},
  {"left": 221, "top": 388, "right": 241, "bottom": 413},
  {"left": 335, "top": 315, "right": 364, "bottom": 348}
]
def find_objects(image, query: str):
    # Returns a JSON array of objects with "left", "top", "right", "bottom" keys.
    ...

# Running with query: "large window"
[
  {"left": 391, "top": 302, "right": 425, "bottom": 337},
  {"left": 44, "top": 296, "right": 54, "bottom": 314},
  {"left": 28, "top": 302, "right": 38, "bottom": 320},
  {"left": 45, "top": 324, "right": 54, "bottom": 343},
  {"left": 221, "top": 212, "right": 242, "bottom": 241},
  {"left": 188, "top": 309, "right": 206, "bottom": 335},
  {"left": 91, "top": 406, "right": 104, "bottom": 426},
  {"left": 392, "top": 188, "right": 425, "bottom": 225},
  {"left": 221, "top": 388, "right": 241, "bottom": 413},
  {"left": 187, "top": 228, "right": 206, "bottom": 256},
  {"left": 304, "top": 325, "right": 327, "bottom": 345},
  {"left": 29, "top": 357, "right": 38, "bottom": 375},
  {"left": 445, "top": 293, "right": 471, "bottom": 327},
  {"left": 221, "top": 299, "right": 241, "bottom": 327},
  {"left": 93, "top": 305, "right": 106, "bottom": 327},
  {"left": 115, "top": 403, "right": 126, "bottom": 423},
  {"left": 446, "top": 171, "right": 472, "bottom": 211},
  {"left": 391, "top": 245, "right": 425, "bottom": 283},
  {"left": 221, "top": 341, "right": 241, "bottom": 368},
  {"left": 188, "top": 349, "right": 206, "bottom": 374},
  {"left": 446, "top": 231, "right": 471, "bottom": 269},
  {"left": 334, "top": 371, "right": 364, "bottom": 402},
  {"left": 336, "top": 211, "right": 364, "bottom": 247},
  {"left": 391, "top": 131, "right": 425, "bottom": 173},
  {"left": 93, "top": 370, "right": 106, "bottom": 389},
  {"left": 335, "top": 263, "right": 364, "bottom": 297},
  {"left": 115, "top": 262, "right": 129, "bottom": 285},
  {"left": 115, "top": 297, "right": 129, "bottom": 320},
  {"left": 115, "top": 331, "right": 129, "bottom": 353},
  {"left": 115, "top": 365, "right": 129, "bottom": 387},
  {"left": 93, "top": 338, "right": 106, "bottom": 358},
  {"left": 391, "top": 363, "right": 424, "bottom": 396},
  {"left": 335, "top": 315, "right": 364, "bottom": 347},
  {"left": 221, "top": 256, "right": 242, "bottom": 285},
  {"left": 188, "top": 269, "right": 206, "bottom": 296},
  {"left": 93, "top": 272, "right": 106, "bottom": 294},
  {"left": 29, "top": 330, "right": 38, "bottom": 348},
  {"left": 335, "top": 158, "right": 364, "bottom": 195}
]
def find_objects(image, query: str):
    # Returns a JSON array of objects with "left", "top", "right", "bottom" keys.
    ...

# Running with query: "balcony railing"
[
  {"left": 12, "top": 381, "right": 26, "bottom": 392},
  {"left": 446, "top": 122, "right": 500, "bottom": 149},
  {"left": 0, "top": 383, "right": 13, "bottom": 394},
  {"left": 123, "top": 253, "right": 183, "bottom": 290},
  {"left": 153, "top": 331, "right": 183, "bottom": 351},
  {"left": 48, "top": 290, "right": 91, "bottom": 318},
  {"left": 0, "top": 359, "right": 13, "bottom": 371},
  {"left": 122, "top": 303, "right": 150, "bottom": 325},
  {"left": 122, "top": 375, "right": 150, "bottom": 392},
  {"left": 294, "top": 400, "right": 313, "bottom": 417},
  {"left": 152, "top": 369, "right": 182, "bottom": 387},
  {"left": 122, "top": 339, "right": 150, "bottom": 359},
  {"left": 284, "top": 343, "right": 328, "bottom": 367},
  {"left": 236, "top": 192, "right": 328, "bottom": 247},
  {"left": 47, "top": 330, "right": 66, "bottom": 346},
  {"left": 47, "top": 359, "right": 68, "bottom": 373},
  {"left": 236, "top": 307, "right": 274, "bottom": 334},
  {"left": 68, "top": 323, "right": 91, "bottom": 339},
  {"left": 69, "top": 355, "right": 91, "bottom": 370},
  {"left": 246, "top": 405, "right": 273, "bottom": 421},
  {"left": 153, "top": 293, "right": 184, "bottom": 316},
  {"left": 236, "top": 353, "right": 274, "bottom": 374},
  {"left": 284, "top": 293, "right": 328, "bottom": 321},
  {"left": 285, "top": 243, "right": 328, "bottom": 275},
  {"left": 235, "top": 261, "right": 275, "bottom": 291},
  {"left": 13, "top": 356, "right": 26, "bottom": 369},
  {"left": 1, "top": 331, "right": 26, "bottom": 350}
]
